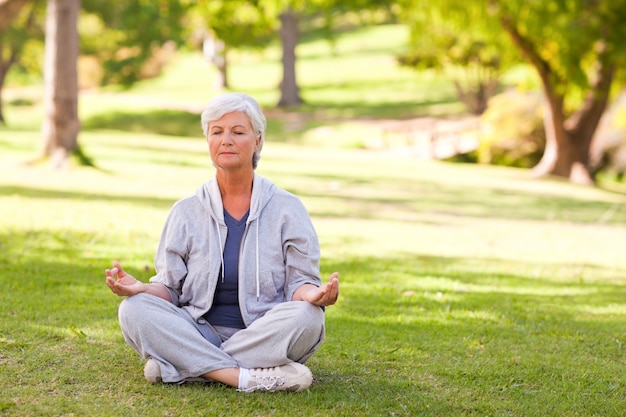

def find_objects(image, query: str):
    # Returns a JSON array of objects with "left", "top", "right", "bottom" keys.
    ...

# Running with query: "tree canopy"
[
  {"left": 399, "top": 0, "right": 626, "bottom": 184},
  {"left": 81, "top": 0, "right": 192, "bottom": 86},
  {"left": 3, "top": 0, "right": 626, "bottom": 183},
  {"left": 0, "top": 0, "right": 31, "bottom": 32}
]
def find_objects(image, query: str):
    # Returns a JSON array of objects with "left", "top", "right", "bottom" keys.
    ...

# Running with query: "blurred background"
[{"left": 1, "top": 0, "right": 625, "bottom": 190}]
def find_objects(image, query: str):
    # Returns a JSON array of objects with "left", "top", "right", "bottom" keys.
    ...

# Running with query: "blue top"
[{"left": 202, "top": 209, "right": 248, "bottom": 329}]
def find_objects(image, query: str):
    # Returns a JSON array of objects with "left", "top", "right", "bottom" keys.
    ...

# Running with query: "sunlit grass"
[{"left": 2, "top": 121, "right": 626, "bottom": 416}]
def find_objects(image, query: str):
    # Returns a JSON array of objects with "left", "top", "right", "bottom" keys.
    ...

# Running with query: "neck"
[
  {"left": 216, "top": 170, "right": 254, "bottom": 220},
  {"left": 216, "top": 170, "right": 254, "bottom": 197}
]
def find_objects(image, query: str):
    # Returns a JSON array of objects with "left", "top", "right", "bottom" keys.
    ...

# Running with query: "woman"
[{"left": 105, "top": 92, "right": 339, "bottom": 392}]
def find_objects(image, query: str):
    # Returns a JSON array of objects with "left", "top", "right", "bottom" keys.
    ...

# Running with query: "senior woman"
[{"left": 105, "top": 92, "right": 339, "bottom": 392}]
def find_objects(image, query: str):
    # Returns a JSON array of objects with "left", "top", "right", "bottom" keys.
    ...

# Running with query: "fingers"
[
  {"left": 105, "top": 273, "right": 118, "bottom": 295},
  {"left": 319, "top": 272, "right": 339, "bottom": 306},
  {"left": 105, "top": 261, "right": 125, "bottom": 279},
  {"left": 112, "top": 261, "right": 125, "bottom": 277},
  {"left": 105, "top": 261, "right": 125, "bottom": 295},
  {"left": 328, "top": 272, "right": 339, "bottom": 304}
]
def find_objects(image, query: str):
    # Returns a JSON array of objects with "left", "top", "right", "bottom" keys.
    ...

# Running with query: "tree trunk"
[
  {"left": 215, "top": 45, "right": 228, "bottom": 90},
  {"left": 0, "top": 83, "right": 5, "bottom": 124},
  {"left": 277, "top": 10, "right": 302, "bottom": 107},
  {"left": 0, "top": 36, "right": 8, "bottom": 124},
  {"left": 532, "top": 97, "right": 593, "bottom": 184},
  {"left": 220, "top": 52, "right": 228, "bottom": 89},
  {"left": 531, "top": 56, "right": 614, "bottom": 185},
  {"left": 0, "top": 0, "right": 30, "bottom": 32},
  {"left": 501, "top": 15, "right": 614, "bottom": 185},
  {"left": 41, "top": 0, "right": 80, "bottom": 169}
]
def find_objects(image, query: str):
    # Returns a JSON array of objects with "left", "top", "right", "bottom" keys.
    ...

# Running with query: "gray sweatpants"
[{"left": 118, "top": 293, "right": 325, "bottom": 383}]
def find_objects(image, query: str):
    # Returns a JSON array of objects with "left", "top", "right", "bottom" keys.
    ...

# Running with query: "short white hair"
[{"left": 201, "top": 92, "right": 266, "bottom": 169}]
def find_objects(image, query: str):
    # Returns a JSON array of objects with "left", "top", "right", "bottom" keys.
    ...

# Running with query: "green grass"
[
  {"left": 2, "top": 23, "right": 626, "bottom": 417},
  {"left": 2, "top": 128, "right": 626, "bottom": 417}
]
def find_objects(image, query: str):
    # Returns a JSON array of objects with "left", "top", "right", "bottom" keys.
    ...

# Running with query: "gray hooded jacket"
[{"left": 149, "top": 173, "right": 322, "bottom": 326}]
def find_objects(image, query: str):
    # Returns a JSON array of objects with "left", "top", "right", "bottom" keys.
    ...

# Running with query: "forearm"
[
  {"left": 291, "top": 283, "right": 317, "bottom": 302},
  {"left": 141, "top": 283, "right": 173, "bottom": 302},
  {"left": 292, "top": 273, "right": 339, "bottom": 306}
]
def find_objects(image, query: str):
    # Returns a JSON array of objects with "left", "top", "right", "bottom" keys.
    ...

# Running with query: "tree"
[
  {"left": 268, "top": 0, "right": 395, "bottom": 106},
  {"left": 38, "top": 0, "right": 189, "bottom": 167},
  {"left": 399, "top": 0, "right": 626, "bottom": 185},
  {"left": 195, "top": 0, "right": 304, "bottom": 106},
  {"left": 277, "top": 7, "right": 300, "bottom": 106},
  {"left": 192, "top": 0, "right": 275, "bottom": 91},
  {"left": 397, "top": 4, "right": 517, "bottom": 115},
  {"left": 0, "top": 0, "right": 31, "bottom": 32},
  {"left": 40, "top": 0, "right": 80, "bottom": 168},
  {"left": 2, "top": 0, "right": 193, "bottom": 167},
  {"left": 492, "top": 0, "right": 626, "bottom": 185},
  {"left": 197, "top": 0, "right": 393, "bottom": 107}
]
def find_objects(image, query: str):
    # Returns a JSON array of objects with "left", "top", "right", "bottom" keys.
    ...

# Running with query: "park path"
[{"left": 85, "top": 90, "right": 481, "bottom": 160}]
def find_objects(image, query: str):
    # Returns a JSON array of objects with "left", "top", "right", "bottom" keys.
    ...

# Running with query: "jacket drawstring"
[
  {"left": 255, "top": 220, "right": 260, "bottom": 301},
  {"left": 217, "top": 223, "right": 225, "bottom": 283}
]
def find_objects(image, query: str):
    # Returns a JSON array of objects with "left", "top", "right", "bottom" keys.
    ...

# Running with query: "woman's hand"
[
  {"left": 105, "top": 261, "right": 147, "bottom": 297},
  {"left": 294, "top": 272, "right": 339, "bottom": 307}
]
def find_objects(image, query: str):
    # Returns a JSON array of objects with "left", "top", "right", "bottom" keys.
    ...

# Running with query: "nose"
[{"left": 221, "top": 131, "right": 235, "bottom": 144}]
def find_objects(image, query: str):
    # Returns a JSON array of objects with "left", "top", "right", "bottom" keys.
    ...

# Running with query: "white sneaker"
[
  {"left": 144, "top": 358, "right": 162, "bottom": 384},
  {"left": 143, "top": 358, "right": 212, "bottom": 384},
  {"left": 241, "top": 362, "right": 313, "bottom": 392}
]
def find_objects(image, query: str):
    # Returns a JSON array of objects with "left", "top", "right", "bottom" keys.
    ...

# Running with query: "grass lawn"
[{"left": 1, "top": 24, "right": 626, "bottom": 417}]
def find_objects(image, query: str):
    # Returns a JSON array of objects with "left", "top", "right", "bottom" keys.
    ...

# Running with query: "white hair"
[{"left": 200, "top": 92, "right": 266, "bottom": 169}]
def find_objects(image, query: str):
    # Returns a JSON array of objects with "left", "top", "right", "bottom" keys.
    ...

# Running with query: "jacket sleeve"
[
  {"left": 282, "top": 199, "right": 322, "bottom": 301},
  {"left": 149, "top": 202, "right": 189, "bottom": 306}
]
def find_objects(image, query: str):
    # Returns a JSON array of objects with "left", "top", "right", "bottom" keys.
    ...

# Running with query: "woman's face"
[{"left": 207, "top": 111, "right": 260, "bottom": 171}]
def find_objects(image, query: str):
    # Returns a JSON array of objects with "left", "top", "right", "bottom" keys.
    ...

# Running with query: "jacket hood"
[{"left": 195, "top": 173, "right": 276, "bottom": 225}]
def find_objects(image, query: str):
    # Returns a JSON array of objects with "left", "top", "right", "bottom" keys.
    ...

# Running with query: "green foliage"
[
  {"left": 490, "top": 0, "right": 626, "bottom": 109},
  {"left": 193, "top": 0, "right": 275, "bottom": 50},
  {"left": 1, "top": 0, "right": 45, "bottom": 85},
  {"left": 479, "top": 90, "right": 545, "bottom": 168},
  {"left": 192, "top": 0, "right": 398, "bottom": 58},
  {"left": 397, "top": 1, "right": 518, "bottom": 114},
  {"left": 80, "top": 0, "right": 192, "bottom": 86}
]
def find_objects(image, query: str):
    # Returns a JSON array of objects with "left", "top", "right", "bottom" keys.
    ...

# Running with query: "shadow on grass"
[
  {"left": 313, "top": 254, "right": 626, "bottom": 415},
  {"left": 82, "top": 109, "right": 201, "bottom": 138},
  {"left": 323, "top": 254, "right": 626, "bottom": 312},
  {"left": 87, "top": 140, "right": 211, "bottom": 169},
  {"left": 300, "top": 98, "right": 461, "bottom": 120},
  {"left": 283, "top": 173, "right": 626, "bottom": 225},
  {"left": 3, "top": 170, "right": 626, "bottom": 226},
  {"left": 2, "top": 233, "right": 625, "bottom": 415},
  {"left": 0, "top": 185, "right": 177, "bottom": 210},
  {"left": 2, "top": 234, "right": 623, "bottom": 338}
]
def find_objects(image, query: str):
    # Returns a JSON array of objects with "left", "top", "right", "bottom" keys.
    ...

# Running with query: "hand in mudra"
[
  {"left": 300, "top": 272, "right": 339, "bottom": 307},
  {"left": 105, "top": 261, "right": 147, "bottom": 297}
]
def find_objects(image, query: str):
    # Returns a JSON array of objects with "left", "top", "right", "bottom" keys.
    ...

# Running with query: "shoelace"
[{"left": 248, "top": 375, "right": 286, "bottom": 392}]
